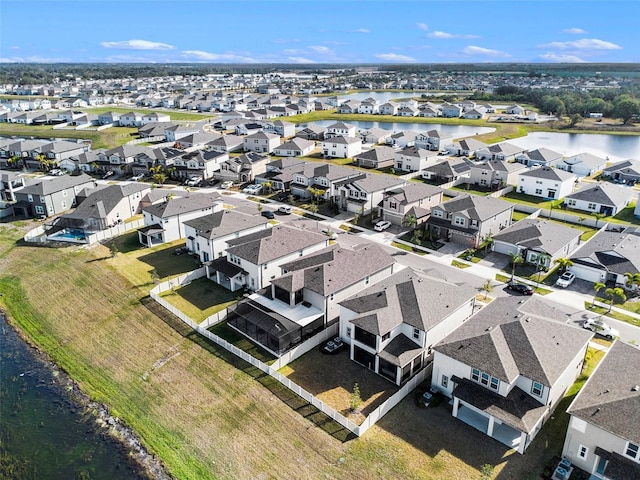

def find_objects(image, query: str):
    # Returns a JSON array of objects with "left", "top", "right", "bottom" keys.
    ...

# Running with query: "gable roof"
[
  {"left": 559, "top": 152, "right": 606, "bottom": 169},
  {"left": 143, "top": 192, "right": 221, "bottom": 218},
  {"left": 339, "top": 267, "right": 476, "bottom": 336},
  {"left": 354, "top": 146, "right": 396, "bottom": 162},
  {"left": 435, "top": 296, "right": 592, "bottom": 386},
  {"left": 183, "top": 209, "right": 268, "bottom": 240},
  {"left": 63, "top": 183, "right": 149, "bottom": 221},
  {"left": 570, "top": 227, "right": 640, "bottom": 275},
  {"left": 437, "top": 194, "right": 513, "bottom": 221},
  {"left": 424, "top": 157, "right": 474, "bottom": 176},
  {"left": 384, "top": 182, "right": 442, "bottom": 205},
  {"left": 492, "top": 218, "right": 582, "bottom": 256},
  {"left": 517, "top": 148, "right": 563, "bottom": 163},
  {"left": 565, "top": 183, "right": 632, "bottom": 207},
  {"left": 602, "top": 158, "right": 640, "bottom": 176},
  {"left": 518, "top": 166, "right": 576, "bottom": 182},
  {"left": 18, "top": 173, "right": 94, "bottom": 196},
  {"left": 567, "top": 341, "right": 640, "bottom": 444}
]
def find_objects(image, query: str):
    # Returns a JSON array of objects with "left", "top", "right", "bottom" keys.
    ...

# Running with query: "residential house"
[
  {"left": 169, "top": 150, "right": 228, "bottom": 181},
  {"left": 0, "top": 171, "right": 27, "bottom": 202},
  {"left": 254, "top": 157, "right": 307, "bottom": 192},
  {"left": 176, "top": 132, "right": 222, "bottom": 150},
  {"left": 517, "top": 166, "right": 577, "bottom": 199},
  {"left": 553, "top": 153, "right": 606, "bottom": 178},
  {"left": 265, "top": 119, "right": 295, "bottom": 138},
  {"left": 491, "top": 218, "right": 583, "bottom": 269},
  {"left": 340, "top": 267, "right": 477, "bottom": 385},
  {"left": 165, "top": 123, "right": 203, "bottom": 143},
  {"left": 476, "top": 142, "right": 528, "bottom": 162},
  {"left": 321, "top": 135, "right": 362, "bottom": 159},
  {"left": 336, "top": 173, "right": 405, "bottom": 215},
  {"left": 568, "top": 227, "right": 640, "bottom": 284},
  {"left": 469, "top": 160, "right": 527, "bottom": 189},
  {"left": 325, "top": 121, "right": 356, "bottom": 139},
  {"left": 295, "top": 125, "right": 325, "bottom": 141},
  {"left": 95, "top": 145, "right": 150, "bottom": 175},
  {"left": 564, "top": 183, "right": 633, "bottom": 216},
  {"left": 138, "top": 121, "right": 172, "bottom": 139},
  {"left": 415, "top": 130, "right": 452, "bottom": 152},
  {"left": 183, "top": 208, "right": 270, "bottom": 264},
  {"left": 138, "top": 193, "right": 222, "bottom": 246},
  {"left": 462, "top": 108, "right": 485, "bottom": 120},
  {"left": 217, "top": 152, "right": 269, "bottom": 183},
  {"left": 49, "top": 183, "right": 150, "bottom": 234},
  {"left": 337, "top": 100, "right": 361, "bottom": 114},
  {"left": 290, "top": 163, "right": 363, "bottom": 201},
  {"left": 227, "top": 242, "right": 395, "bottom": 355},
  {"left": 11, "top": 173, "right": 95, "bottom": 218},
  {"left": 209, "top": 224, "right": 329, "bottom": 292},
  {"left": 353, "top": 146, "right": 396, "bottom": 169},
  {"left": 40, "top": 140, "right": 87, "bottom": 163},
  {"left": 359, "top": 127, "right": 391, "bottom": 145},
  {"left": 358, "top": 100, "right": 379, "bottom": 114},
  {"left": 141, "top": 112, "right": 170, "bottom": 125},
  {"left": 380, "top": 183, "right": 443, "bottom": 225},
  {"left": 425, "top": 195, "right": 514, "bottom": 247},
  {"left": 421, "top": 157, "right": 474, "bottom": 185},
  {"left": 514, "top": 148, "right": 564, "bottom": 168},
  {"left": 562, "top": 341, "right": 640, "bottom": 480},
  {"left": 386, "top": 131, "right": 417, "bottom": 149},
  {"left": 431, "top": 295, "right": 593, "bottom": 453},
  {"left": 601, "top": 159, "right": 640, "bottom": 184},
  {"left": 118, "top": 111, "right": 143, "bottom": 127},
  {"left": 97, "top": 111, "right": 121, "bottom": 125},
  {"left": 445, "top": 138, "right": 487, "bottom": 157},
  {"left": 441, "top": 103, "right": 462, "bottom": 118},
  {"left": 397, "top": 106, "right": 418, "bottom": 117},
  {"left": 394, "top": 146, "right": 439, "bottom": 173},
  {"left": 243, "top": 131, "right": 280, "bottom": 154},
  {"left": 208, "top": 134, "right": 244, "bottom": 153},
  {"left": 504, "top": 105, "right": 525, "bottom": 115},
  {"left": 379, "top": 101, "right": 398, "bottom": 115},
  {"left": 272, "top": 137, "right": 315, "bottom": 157}
]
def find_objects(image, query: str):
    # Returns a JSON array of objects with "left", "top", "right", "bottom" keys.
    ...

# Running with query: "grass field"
[
  {"left": 84, "top": 106, "right": 216, "bottom": 121},
  {"left": 0, "top": 218, "right": 601, "bottom": 480},
  {"left": 0, "top": 123, "right": 139, "bottom": 149}
]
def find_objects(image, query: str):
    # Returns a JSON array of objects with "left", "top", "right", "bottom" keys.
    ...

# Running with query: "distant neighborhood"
[{"left": 2, "top": 70, "right": 640, "bottom": 480}]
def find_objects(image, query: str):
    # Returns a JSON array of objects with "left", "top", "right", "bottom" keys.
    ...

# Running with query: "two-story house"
[
  {"left": 353, "top": 146, "right": 397, "bottom": 169},
  {"left": 517, "top": 166, "right": 577, "bottom": 199},
  {"left": 336, "top": 173, "right": 405, "bottom": 215},
  {"left": 380, "top": 183, "right": 443, "bottom": 226},
  {"left": 1, "top": 171, "right": 27, "bottom": 202},
  {"left": 184, "top": 209, "right": 270, "bottom": 264},
  {"left": 414, "top": 129, "right": 453, "bottom": 152},
  {"left": 243, "top": 131, "right": 280, "bottom": 154},
  {"left": 227, "top": 242, "right": 395, "bottom": 356},
  {"left": 118, "top": 111, "right": 143, "bottom": 127},
  {"left": 290, "top": 163, "right": 363, "bottom": 201},
  {"left": 208, "top": 134, "right": 244, "bottom": 153},
  {"left": 340, "top": 267, "right": 477, "bottom": 385},
  {"left": 272, "top": 137, "right": 315, "bottom": 157},
  {"left": 514, "top": 148, "right": 563, "bottom": 168},
  {"left": 475, "top": 142, "right": 528, "bottom": 162},
  {"left": 425, "top": 195, "right": 514, "bottom": 247},
  {"left": 254, "top": 157, "right": 307, "bottom": 192},
  {"left": 217, "top": 152, "right": 269, "bottom": 183},
  {"left": 325, "top": 121, "right": 356, "bottom": 139},
  {"left": 552, "top": 153, "right": 607, "bottom": 178},
  {"left": 138, "top": 193, "right": 222, "bottom": 246},
  {"left": 564, "top": 183, "right": 633, "bottom": 216},
  {"left": 321, "top": 135, "right": 362, "bottom": 159},
  {"left": 421, "top": 157, "right": 474, "bottom": 185},
  {"left": 432, "top": 296, "right": 593, "bottom": 453},
  {"left": 11, "top": 173, "right": 95, "bottom": 218},
  {"left": 469, "top": 160, "right": 527, "bottom": 189},
  {"left": 95, "top": 145, "right": 150, "bottom": 176},
  {"left": 562, "top": 341, "right": 640, "bottom": 479},
  {"left": 394, "top": 146, "right": 439, "bottom": 173}
]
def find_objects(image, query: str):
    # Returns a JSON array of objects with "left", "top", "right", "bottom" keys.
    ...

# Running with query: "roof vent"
[
  {"left": 633, "top": 385, "right": 640, "bottom": 392},
  {"left": 485, "top": 326, "right": 492, "bottom": 332},
  {"left": 592, "top": 407, "right": 601, "bottom": 416}
]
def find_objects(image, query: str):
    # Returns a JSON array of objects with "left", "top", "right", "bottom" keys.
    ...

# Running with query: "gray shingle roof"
[
  {"left": 565, "top": 183, "right": 632, "bottom": 207},
  {"left": 63, "top": 183, "right": 149, "bottom": 221},
  {"left": 439, "top": 194, "right": 513, "bottom": 222},
  {"left": 518, "top": 166, "right": 575, "bottom": 181},
  {"left": 435, "top": 296, "right": 593, "bottom": 386},
  {"left": 143, "top": 192, "right": 221, "bottom": 218},
  {"left": 567, "top": 341, "right": 640, "bottom": 445},
  {"left": 492, "top": 218, "right": 582, "bottom": 256},
  {"left": 570, "top": 227, "right": 640, "bottom": 275},
  {"left": 18, "top": 173, "right": 94, "bottom": 196},
  {"left": 182, "top": 209, "right": 268, "bottom": 240}
]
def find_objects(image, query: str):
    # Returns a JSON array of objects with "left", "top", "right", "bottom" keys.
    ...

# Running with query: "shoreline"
[{"left": 1, "top": 309, "right": 173, "bottom": 480}]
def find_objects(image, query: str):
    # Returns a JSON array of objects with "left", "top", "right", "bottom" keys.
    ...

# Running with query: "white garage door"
[
  {"left": 571, "top": 265, "right": 606, "bottom": 283},
  {"left": 493, "top": 241, "right": 520, "bottom": 256}
]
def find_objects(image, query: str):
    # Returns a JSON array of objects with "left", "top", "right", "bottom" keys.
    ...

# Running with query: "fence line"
[{"left": 149, "top": 273, "right": 426, "bottom": 437}]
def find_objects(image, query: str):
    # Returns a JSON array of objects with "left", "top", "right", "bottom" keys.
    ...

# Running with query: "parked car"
[
  {"left": 243, "top": 184, "right": 262, "bottom": 194},
  {"left": 208, "top": 178, "right": 220, "bottom": 187},
  {"left": 583, "top": 318, "right": 619, "bottom": 339},
  {"left": 373, "top": 220, "right": 392, "bottom": 232},
  {"left": 278, "top": 205, "right": 292, "bottom": 215},
  {"left": 506, "top": 281, "right": 534, "bottom": 295},
  {"left": 261, "top": 210, "right": 275, "bottom": 219},
  {"left": 555, "top": 271, "right": 576, "bottom": 288},
  {"left": 186, "top": 176, "right": 203, "bottom": 187},
  {"left": 49, "top": 168, "right": 65, "bottom": 176},
  {"left": 130, "top": 173, "right": 145, "bottom": 181},
  {"left": 101, "top": 171, "right": 114, "bottom": 179},
  {"left": 221, "top": 181, "right": 234, "bottom": 189}
]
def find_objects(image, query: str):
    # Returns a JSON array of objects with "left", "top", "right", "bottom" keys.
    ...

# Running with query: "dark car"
[
  {"left": 261, "top": 210, "right": 275, "bottom": 219},
  {"left": 506, "top": 281, "right": 534, "bottom": 295}
]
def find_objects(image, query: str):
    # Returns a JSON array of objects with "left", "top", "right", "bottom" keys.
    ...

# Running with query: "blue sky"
[{"left": 1, "top": 1, "right": 638, "bottom": 64}]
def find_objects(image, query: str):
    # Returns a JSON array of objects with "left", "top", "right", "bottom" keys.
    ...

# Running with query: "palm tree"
[
  {"left": 624, "top": 272, "right": 640, "bottom": 290},
  {"left": 411, "top": 228, "right": 423, "bottom": 246},
  {"left": 403, "top": 214, "right": 417, "bottom": 230},
  {"left": 549, "top": 199, "right": 563, "bottom": 219},
  {"left": 509, "top": 251, "right": 524, "bottom": 281},
  {"left": 481, "top": 279, "right": 493, "bottom": 300},
  {"left": 604, "top": 287, "right": 626, "bottom": 313},
  {"left": 553, "top": 257, "right": 574, "bottom": 273},
  {"left": 263, "top": 181, "right": 273, "bottom": 194},
  {"left": 594, "top": 212, "right": 605, "bottom": 228},
  {"left": 592, "top": 281, "right": 606, "bottom": 308},
  {"left": 308, "top": 186, "right": 324, "bottom": 205}
]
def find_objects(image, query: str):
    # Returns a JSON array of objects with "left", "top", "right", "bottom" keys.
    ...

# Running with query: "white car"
[
  {"left": 278, "top": 205, "right": 292, "bottom": 215},
  {"left": 49, "top": 168, "right": 65, "bottom": 176},
  {"left": 555, "top": 271, "right": 576, "bottom": 288},
  {"left": 242, "top": 184, "right": 262, "bottom": 194},
  {"left": 221, "top": 181, "right": 234, "bottom": 189},
  {"left": 186, "top": 176, "right": 203, "bottom": 187},
  {"left": 374, "top": 220, "right": 392, "bottom": 232},
  {"left": 130, "top": 173, "right": 144, "bottom": 181},
  {"left": 583, "top": 318, "right": 620, "bottom": 339}
]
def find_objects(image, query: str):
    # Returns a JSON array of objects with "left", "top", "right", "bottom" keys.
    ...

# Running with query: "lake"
[
  {"left": 301, "top": 119, "right": 494, "bottom": 139},
  {"left": 0, "top": 313, "right": 148, "bottom": 480}
]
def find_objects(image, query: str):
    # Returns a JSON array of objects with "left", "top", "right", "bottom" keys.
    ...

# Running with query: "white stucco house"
[
  {"left": 517, "top": 166, "right": 576, "bottom": 199},
  {"left": 321, "top": 135, "right": 362, "bottom": 159},
  {"left": 564, "top": 183, "right": 633, "bottom": 216}
]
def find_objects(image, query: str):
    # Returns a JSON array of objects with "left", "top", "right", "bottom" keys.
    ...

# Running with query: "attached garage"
[
  {"left": 570, "top": 263, "right": 606, "bottom": 283},
  {"left": 493, "top": 241, "right": 521, "bottom": 257}
]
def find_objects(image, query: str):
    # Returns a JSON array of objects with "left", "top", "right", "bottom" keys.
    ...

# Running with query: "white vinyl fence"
[{"left": 150, "top": 272, "right": 427, "bottom": 437}]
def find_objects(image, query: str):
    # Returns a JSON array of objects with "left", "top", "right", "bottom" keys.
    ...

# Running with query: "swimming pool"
[{"left": 48, "top": 228, "right": 87, "bottom": 243}]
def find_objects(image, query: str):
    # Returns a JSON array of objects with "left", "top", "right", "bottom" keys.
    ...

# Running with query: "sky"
[{"left": 1, "top": 1, "right": 638, "bottom": 64}]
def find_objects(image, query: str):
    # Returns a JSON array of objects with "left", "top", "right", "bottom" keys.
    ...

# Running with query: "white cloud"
[
  {"left": 416, "top": 23, "right": 429, "bottom": 31},
  {"left": 308, "top": 45, "right": 332, "bottom": 54},
  {"left": 373, "top": 53, "right": 416, "bottom": 62},
  {"left": 562, "top": 27, "right": 586, "bottom": 34},
  {"left": 283, "top": 49, "right": 303, "bottom": 55},
  {"left": 462, "top": 46, "right": 510, "bottom": 58},
  {"left": 0, "top": 55, "right": 72, "bottom": 63},
  {"left": 428, "top": 31, "right": 480, "bottom": 39},
  {"left": 182, "top": 50, "right": 258, "bottom": 63},
  {"left": 540, "top": 38, "right": 622, "bottom": 50},
  {"left": 100, "top": 39, "right": 175, "bottom": 50},
  {"left": 539, "top": 52, "right": 585, "bottom": 63},
  {"left": 287, "top": 56, "right": 316, "bottom": 64},
  {"left": 349, "top": 28, "right": 370, "bottom": 33}
]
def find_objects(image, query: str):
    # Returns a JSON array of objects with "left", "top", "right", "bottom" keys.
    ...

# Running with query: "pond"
[{"left": 301, "top": 119, "right": 494, "bottom": 139}]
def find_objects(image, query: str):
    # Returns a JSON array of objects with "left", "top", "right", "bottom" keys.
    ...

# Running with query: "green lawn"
[
  {"left": 585, "top": 301, "right": 640, "bottom": 325},
  {"left": 0, "top": 123, "right": 139, "bottom": 149},
  {"left": 84, "top": 106, "right": 216, "bottom": 121},
  {"left": 208, "top": 321, "right": 276, "bottom": 365}
]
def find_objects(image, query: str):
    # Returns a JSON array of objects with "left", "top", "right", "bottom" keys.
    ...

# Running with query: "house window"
[
  {"left": 346, "top": 327, "right": 352, "bottom": 337},
  {"left": 481, "top": 372, "right": 490, "bottom": 386},
  {"left": 441, "top": 375, "right": 448, "bottom": 388},
  {"left": 433, "top": 210, "right": 443, "bottom": 218},
  {"left": 39, "top": 196, "right": 45, "bottom": 203},
  {"left": 531, "top": 381, "right": 543, "bottom": 397},
  {"left": 490, "top": 377, "right": 499, "bottom": 390},
  {"left": 382, "top": 332, "right": 390, "bottom": 341},
  {"left": 471, "top": 368, "right": 480, "bottom": 382},
  {"left": 588, "top": 203, "right": 597, "bottom": 210},
  {"left": 626, "top": 442, "right": 639, "bottom": 459},
  {"left": 454, "top": 216, "right": 465, "bottom": 226},
  {"left": 535, "top": 180, "right": 543, "bottom": 184},
  {"left": 389, "top": 202, "right": 397, "bottom": 209},
  {"left": 471, "top": 219, "right": 478, "bottom": 227},
  {"left": 535, "top": 189, "right": 543, "bottom": 195},
  {"left": 28, "top": 194, "right": 33, "bottom": 203},
  {"left": 35, "top": 205, "right": 44, "bottom": 214},
  {"left": 61, "top": 201, "right": 66, "bottom": 209},
  {"left": 578, "top": 445, "right": 589, "bottom": 460},
  {"left": 365, "top": 276, "right": 370, "bottom": 285},
  {"left": 412, "top": 328, "right": 420, "bottom": 340}
]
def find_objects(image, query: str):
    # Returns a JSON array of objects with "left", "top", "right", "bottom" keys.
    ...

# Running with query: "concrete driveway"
[{"left": 478, "top": 252, "right": 511, "bottom": 270}]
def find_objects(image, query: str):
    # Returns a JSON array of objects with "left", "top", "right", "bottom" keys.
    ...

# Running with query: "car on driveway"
[
  {"left": 506, "top": 281, "right": 534, "bottom": 295},
  {"left": 373, "top": 220, "right": 392, "bottom": 232},
  {"left": 243, "top": 184, "right": 262, "bottom": 194},
  {"left": 583, "top": 318, "right": 619, "bottom": 339},
  {"left": 555, "top": 271, "right": 576, "bottom": 288},
  {"left": 221, "top": 181, "right": 234, "bottom": 189},
  {"left": 261, "top": 210, "right": 275, "bottom": 219},
  {"left": 278, "top": 205, "right": 292, "bottom": 215},
  {"left": 186, "top": 176, "right": 203, "bottom": 187},
  {"left": 130, "top": 173, "right": 145, "bottom": 181}
]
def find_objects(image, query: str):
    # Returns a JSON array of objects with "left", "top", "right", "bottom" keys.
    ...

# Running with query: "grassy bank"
[
  {"left": 0, "top": 219, "right": 595, "bottom": 479},
  {"left": 0, "top": 123, "right": 138, "bottom": 149},
  {"left": 84, "top": 106, "right": 216, "bottom": 121}
]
